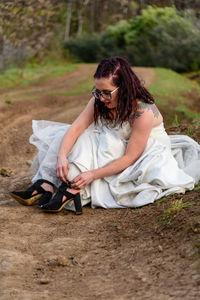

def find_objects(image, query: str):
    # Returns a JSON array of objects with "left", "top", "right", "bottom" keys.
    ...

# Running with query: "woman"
[{"left": 10, "top": 57, "right": 200, "bottom": 214}]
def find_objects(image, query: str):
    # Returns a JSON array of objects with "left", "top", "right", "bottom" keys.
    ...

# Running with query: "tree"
[
  {"left": 64, "top": 1, "right": 72, "bottom": 42},
  {"left": 0, "top": 0, "right": 56, "bottom": 69}
]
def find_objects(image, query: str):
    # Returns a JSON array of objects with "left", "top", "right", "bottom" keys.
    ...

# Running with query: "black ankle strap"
[
  {"left": 59, "top": 181, "right": 72, "bottom": 197},
  {"left": 37, "top": 179, "right": 54, "bottom": 188},
  {"left": 61, "top": 180, "right": 72, "bottom": 188},
  {"left": 27, "top": 179, "right": 54, "bottom": 194},
  {"left": 66, "top": 180, "right": 72, "bottom": 188}
]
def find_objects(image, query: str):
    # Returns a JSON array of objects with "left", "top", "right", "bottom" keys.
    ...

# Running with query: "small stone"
[
  {"left": 39, "top": 278, "right": 50, "bottom": 284},
  {"left": 26, "top": 160, "right": 32, "bottom": 166},
  {"left": 1, "top": 260, "right": 10, "bottom": 271},
  {"left": 0, "top": 168, "right": 13, "bottom": 177},
  {"left": 158, "top": 245, "right": 163, "bottom": 252},
  {"left": 45, "top": 256, "right": 57, "bottom": 267},
  {"left": 57, "top": 255, "right": 68, "bottom": 266},
  {"left": 88, "top": 230, "right": 94, "bottom": 234}
]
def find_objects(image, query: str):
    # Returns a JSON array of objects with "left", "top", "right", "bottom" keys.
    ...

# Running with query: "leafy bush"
[
  {"left": 64, "top": 34, "right": 102, "bottom": 62},
  {"left": 122, "top": 6, "right": 200, "bottom": 72},
  {"left": 64, "top": 6, "right": 200, "bottom": 72}
]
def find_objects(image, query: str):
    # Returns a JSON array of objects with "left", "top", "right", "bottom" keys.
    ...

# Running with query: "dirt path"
[{"left": 0, "top": 65, "right": 200, "bottom": 300}]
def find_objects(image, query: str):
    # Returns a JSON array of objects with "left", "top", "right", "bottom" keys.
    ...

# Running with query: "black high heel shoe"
[
  {"left": 39, "top": 181, "right": 82, "bottom": 215},
  {"left": 10, "top": 179, "right": 54, "bottom": 206}
]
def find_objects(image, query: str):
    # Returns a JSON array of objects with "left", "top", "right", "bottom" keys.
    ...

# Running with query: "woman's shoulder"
[
  {"left": 133, "top": 99, "right": 163, "bottom": 126},
  {"left": 137, "top": 99, "right": 159, "bottom": 117},
  {"left": 136, "top": 99, "right": 160, "bottom": 118}
]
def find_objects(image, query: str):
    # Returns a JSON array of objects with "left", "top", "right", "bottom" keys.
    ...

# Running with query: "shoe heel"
[{"left": 74, "top": 193, "right": 82, "bottom": 215}]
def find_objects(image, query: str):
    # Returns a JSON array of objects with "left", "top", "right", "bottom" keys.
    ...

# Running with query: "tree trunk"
[
  {"left": 138, "top": 0, "right": 144, "bottom": 10},
  {"left": 64, "top": 1, "right": 72, "bottom": 43},
  {"left": 77, "top": 8, "right": 83, "bottom": 36},
  {"left": 77, "top": 0, "right": 90, "bottom": 36},
  {"left": 90, "top": 0, "right": 95, "bottom": 32}
]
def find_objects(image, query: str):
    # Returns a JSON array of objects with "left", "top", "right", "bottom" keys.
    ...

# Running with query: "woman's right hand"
[{"left": 56, "top": 155, "right": 69, "bottom": 182}]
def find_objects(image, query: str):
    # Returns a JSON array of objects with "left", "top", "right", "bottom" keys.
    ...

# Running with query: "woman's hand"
[
  {"left": 56, "top": 156, "right": 69, "bottom": 182},
  {"left": 71, "top": 171, "right": 95, "bottom": 189}
]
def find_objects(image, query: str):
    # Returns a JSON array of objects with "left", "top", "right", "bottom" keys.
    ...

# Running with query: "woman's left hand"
[{"left": 71, "top": 171, "right": 95, "bottom": 189}]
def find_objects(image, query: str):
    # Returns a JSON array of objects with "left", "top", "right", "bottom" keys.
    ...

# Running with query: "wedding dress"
[{"left": 29, "top": 119, "right": 200, "bottom": 210}]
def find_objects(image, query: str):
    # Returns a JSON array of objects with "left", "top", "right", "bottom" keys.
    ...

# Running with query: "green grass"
[
  {"left": 194, "top": 182, "right": 200, "bottom": 191},
  {"left": 149, "top": 68, "right": 200, "bottom": 104},
  {"left": 175, "top": 105, "right": 200, "bottom": 119},
  {"left": 59, "top": 78, "right": 94, "bottom": 96},
  {"left": 155, "top": 195, "right": 173, "bottom": 206},
  {"left": 149, "top": 68, "right": 200, "bottom": 123},
  {"left": 157, "top": 198, "right": 195, "bottom": 227},
  {"left": 0, "top": 60, "right": 77, "bottom": 90},
  {"left": 5, "top": 99, "right": 14, "bottom": 104}
]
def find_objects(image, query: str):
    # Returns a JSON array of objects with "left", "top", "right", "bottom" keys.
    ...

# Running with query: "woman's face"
[{"left": 94, "top": 77, "right": 119, "bottom": 109}]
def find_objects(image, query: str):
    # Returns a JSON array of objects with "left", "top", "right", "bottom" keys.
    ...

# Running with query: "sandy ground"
[{"left": 0, "top": 64, "right": 200, "bottom": 300}]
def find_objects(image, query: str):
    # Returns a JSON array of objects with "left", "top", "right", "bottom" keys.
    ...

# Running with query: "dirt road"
[{"left": 0, "top": 65, "right": 200, "bottom": 300}]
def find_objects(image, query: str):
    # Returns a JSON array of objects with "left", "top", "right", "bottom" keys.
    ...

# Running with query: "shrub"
[
  {"left": 63, "top": 34, "right": 102, "bottom": 62},
  {"left": 64, "top": 6, "right": 200, "bottom": 72},
  {"left": 123, "top": 6, "right": 200, "bottom": 72}
]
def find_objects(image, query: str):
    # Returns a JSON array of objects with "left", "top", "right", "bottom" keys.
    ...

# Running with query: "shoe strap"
[
  {"left": 37, "top": 179, "right": 54, "bottom": 188},
  {"left": 27, "top": 179, "right": 54, "bottom": 194},
  {"left": 59, "top": 182, "right": 73, "bottom": 198}
]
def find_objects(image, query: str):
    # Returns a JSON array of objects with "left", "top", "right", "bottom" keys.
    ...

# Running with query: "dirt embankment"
[{"left": 0, "top": 65, "right": 200, "bottom": 300}]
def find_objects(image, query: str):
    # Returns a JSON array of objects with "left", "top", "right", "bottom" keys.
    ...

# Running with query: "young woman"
[{"left": 10, "top": 57, "right": 200, "bottom": 214}]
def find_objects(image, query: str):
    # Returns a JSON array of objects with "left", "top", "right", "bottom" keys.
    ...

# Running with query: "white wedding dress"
[{"left": 29, "top": 119, "right": 200, "bottom": 210}]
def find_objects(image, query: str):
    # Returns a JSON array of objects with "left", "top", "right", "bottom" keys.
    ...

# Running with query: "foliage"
[
  {"left": 0, "top": 0, "right": 56, "bottom": 70},
  {"left": 194, "top": 182, "right": 200, "bottom": 191},
  {"left": 0, "top": 0, "right": 137, "bottom": 70},
  {"left": 1, "top": 2, "right": 200, "bottom": 72},
  {"left": 65, "top": 6, "right": 200, "bottom": 73},
  {"left": 158, "top": 198, "right": 194, "bottom": 227},
  {"left": 64, "top": 34, "right": 102, "bottom": 62},
  {"left": 124, "top": 6, "right": 200, "bottom": 72}
]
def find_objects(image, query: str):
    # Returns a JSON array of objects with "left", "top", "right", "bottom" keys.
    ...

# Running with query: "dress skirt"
[{"left": 29, "top": 119, "right": 200, "bottom": 210}]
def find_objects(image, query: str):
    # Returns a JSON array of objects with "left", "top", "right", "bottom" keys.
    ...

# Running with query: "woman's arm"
[
  {"left": 56, "top": 97, "right": 95, "bottom": 181},
  {"left": 58, "top": 97, "right": 95, "bottom": 157},
  {"left": 71, "top": 102, "right": 160, "bottom": 189}
]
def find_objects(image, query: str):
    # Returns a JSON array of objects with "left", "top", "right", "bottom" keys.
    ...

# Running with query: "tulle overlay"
[{"left": 30, "top": 119, "right": 200, "bottom": 210}]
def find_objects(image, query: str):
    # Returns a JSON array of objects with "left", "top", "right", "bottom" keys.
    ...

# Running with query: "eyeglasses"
[{"left": 92, "top": 87, "right": 119, "bottom": 100}]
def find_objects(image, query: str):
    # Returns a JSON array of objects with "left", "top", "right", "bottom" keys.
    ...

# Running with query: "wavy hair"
[{"left": 93, "top": 56, "right": 154, "bottom": 125}]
